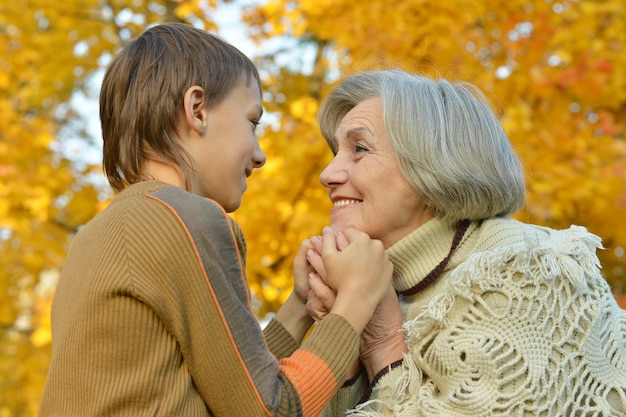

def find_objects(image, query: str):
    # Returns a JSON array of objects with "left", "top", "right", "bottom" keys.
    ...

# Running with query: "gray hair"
[{"left": 317, "top": 70, "right": 526, "bottom": 221}]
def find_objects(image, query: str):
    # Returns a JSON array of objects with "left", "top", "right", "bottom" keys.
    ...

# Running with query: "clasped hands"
[{"left": 293, "top": 227, "right": 407, "bottom": 382}]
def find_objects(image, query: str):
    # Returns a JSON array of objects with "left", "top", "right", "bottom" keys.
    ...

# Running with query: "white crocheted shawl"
[{"left": 350, "top": 218, "right": 626, "bottom": 417}]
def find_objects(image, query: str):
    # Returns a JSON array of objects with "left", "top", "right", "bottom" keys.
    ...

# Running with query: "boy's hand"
[
  {"left": 319, "top": 227, "right": 394, "bottom": 334},
  {"left": 293, "top": 238, "right": 315, "bottom": 305}
]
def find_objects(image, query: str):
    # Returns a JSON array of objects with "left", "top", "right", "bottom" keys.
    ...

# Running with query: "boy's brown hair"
[{"left": 100, "top": 23, "right": 261, "bottom": 192}]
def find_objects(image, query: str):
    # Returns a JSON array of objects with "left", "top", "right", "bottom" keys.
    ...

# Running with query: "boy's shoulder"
[
  {"left": 85, "top": 182, "right": 231, "bottom": 238},
  {"left": 146, "top": 183, "right": 229, "bottom": 228}
]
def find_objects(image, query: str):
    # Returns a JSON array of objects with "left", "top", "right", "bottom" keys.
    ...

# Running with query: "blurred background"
[{"left": 1, "top": 0, "right": 625, "bottom": 414}]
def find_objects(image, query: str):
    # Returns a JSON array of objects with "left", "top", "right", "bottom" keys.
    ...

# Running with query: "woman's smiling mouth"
[{"left": 333, "top": 199, "right": 361, "bottom": 207}]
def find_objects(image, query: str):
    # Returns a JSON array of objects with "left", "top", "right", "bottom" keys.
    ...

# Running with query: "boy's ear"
[{"left": 183, "top": 86, "right": 207, "bottom": 134}]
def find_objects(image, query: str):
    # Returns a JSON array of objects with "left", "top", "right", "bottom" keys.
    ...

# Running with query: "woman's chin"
[{"left": 329, "top": 220, "right": 362, "bottom": 234}]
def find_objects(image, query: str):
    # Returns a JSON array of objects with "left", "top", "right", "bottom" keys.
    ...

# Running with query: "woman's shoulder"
[
  {"left": 472, "top": 217, "right": 602, "bottom": 255},
  {"left": 444, "top": 218, "right": 608, "bottom": 317}
]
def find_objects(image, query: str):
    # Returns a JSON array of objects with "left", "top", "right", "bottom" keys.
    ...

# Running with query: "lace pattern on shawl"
[{"left": 349, "top": 226, "right": 626, "bottom": 417}]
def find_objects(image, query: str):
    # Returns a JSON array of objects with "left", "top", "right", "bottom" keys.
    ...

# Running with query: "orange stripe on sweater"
[
  {"left": 279, "top": 350, "right": 338, "bottom": 417},
  {"left": 146, "top": 194, "right": 273, "bottom": 416}
]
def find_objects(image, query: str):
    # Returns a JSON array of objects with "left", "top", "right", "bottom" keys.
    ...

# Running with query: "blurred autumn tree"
[
  {"left": 239, "top": 0, "right": 626, "bottom": 314},
  {"left": 2, "top": 0, "right": 625, "bottom": 415}
]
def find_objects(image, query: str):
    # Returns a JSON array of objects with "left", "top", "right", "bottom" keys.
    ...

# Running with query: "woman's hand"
[
  {"left": 304, "top": 232, "right": 347, "bottom": 321},
  {"left": 274, "top": 238, "right": 319, "bottom": 343},
  {"left": 308, "top": 271, "right": 406, "bottom": 380},
  {"left": 306, "top": 272, "right": 334, "bottom": 322},
  {"left": 359, "top": 285, "right": 407, "bottom": 382}
]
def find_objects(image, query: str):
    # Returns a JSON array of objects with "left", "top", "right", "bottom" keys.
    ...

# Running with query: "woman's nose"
[{"left": 319, "top": 153, "right": 348, "bottom": 188}]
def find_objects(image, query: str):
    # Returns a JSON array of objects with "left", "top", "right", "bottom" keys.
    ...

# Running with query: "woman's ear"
[{"left": 183, "top": 86, "right": 207, "bottom": 134}]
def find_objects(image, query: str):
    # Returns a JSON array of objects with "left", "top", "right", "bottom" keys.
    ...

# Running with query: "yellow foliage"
[
  {"left": 174, "top": 0, "right": 219, "bottom": 31},
  {"left": 289, "top": 96, "right": 319, "bottom": 124},
  {"left": 31, "top": 327, "right": 52, "bottom": 349},
  {"left": 31, "top": 296, "right": 53, "bottom": 348},
  {"left": 4, "top": 1, "right": 626, "bottom": 416},
  {"left": 243, "top": 0, "right": 626, "bottom": 301}
]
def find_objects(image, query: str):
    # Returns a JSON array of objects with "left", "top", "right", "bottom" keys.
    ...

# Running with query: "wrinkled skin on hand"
[{"left": 305, "top": 229, "right": 406, "bottom": 379}]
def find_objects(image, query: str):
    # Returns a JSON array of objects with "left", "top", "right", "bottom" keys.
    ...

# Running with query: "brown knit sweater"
[{"left": 38, "top": 181, "right": 359, "bottom": 417}]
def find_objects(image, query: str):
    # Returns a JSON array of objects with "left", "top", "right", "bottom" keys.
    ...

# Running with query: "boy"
[{"left": 38, "top": 23, "right": 393, "bottom": 416}]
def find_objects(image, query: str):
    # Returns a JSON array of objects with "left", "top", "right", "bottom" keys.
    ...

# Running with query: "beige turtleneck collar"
[{"left": 386, "top": 216, "right": 530, "bottom": 294}]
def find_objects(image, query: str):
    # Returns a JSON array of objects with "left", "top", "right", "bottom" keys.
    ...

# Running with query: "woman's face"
[{"left": 319, "top": 97, "right": 433, "bottom": 248}]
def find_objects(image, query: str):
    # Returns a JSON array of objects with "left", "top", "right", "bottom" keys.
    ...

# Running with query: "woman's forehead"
[{"left": 335, "top": 99, "right": 384, "bottom": 137}]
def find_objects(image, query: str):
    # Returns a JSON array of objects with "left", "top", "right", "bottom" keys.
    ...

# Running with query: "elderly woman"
[{"left": 306, "top": 69, "right": 626, "bottom": 416}]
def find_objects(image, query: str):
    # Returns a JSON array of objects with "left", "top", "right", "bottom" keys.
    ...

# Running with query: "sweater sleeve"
[
  {"left": 263, "top": 318, "right": 300, "bottom": 359},
  {"left": 143, "top": 188, "right": 360, "bottom": 417},
  {"left": 319, "top": 371, "right": 370, "bottom": 417}
]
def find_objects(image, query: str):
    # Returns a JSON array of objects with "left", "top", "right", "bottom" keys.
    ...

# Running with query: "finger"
[
  {"left": 301, "top": 238, "right": 314, "bottom": 252},
  {"left": 335, "top": 231, "right": 349, "bottom": 251},
  {"left": 321, "top": 226, "right": 339, "bottom": 257},
  {"left": 342, "top": 227, "right": 368, "bottom": 243},
  {"left": 306, "top": 249, "right": 327, "bottom": 282},
  {"left": 306, "top": 290, "right": 326, "bottom": 322},
  {"left": 318, "top": 227, "right": 347, "bottom": 252},
  {"left": 294, "top": 239, "right": 313, "bottom": 269},
  {"left": 310, "top": 235, "right": 322, "bottom": 253},
  {"left": 308, "top": 272, "right": 336, "bottom": 307}
]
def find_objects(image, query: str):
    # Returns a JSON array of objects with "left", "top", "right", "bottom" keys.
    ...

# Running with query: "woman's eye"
[
  {"left": 355, "top": 144, "right": 368, "bottom": 153},
  {"left": 250, "top": 120, "right": 261, "bottom": 129}
]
